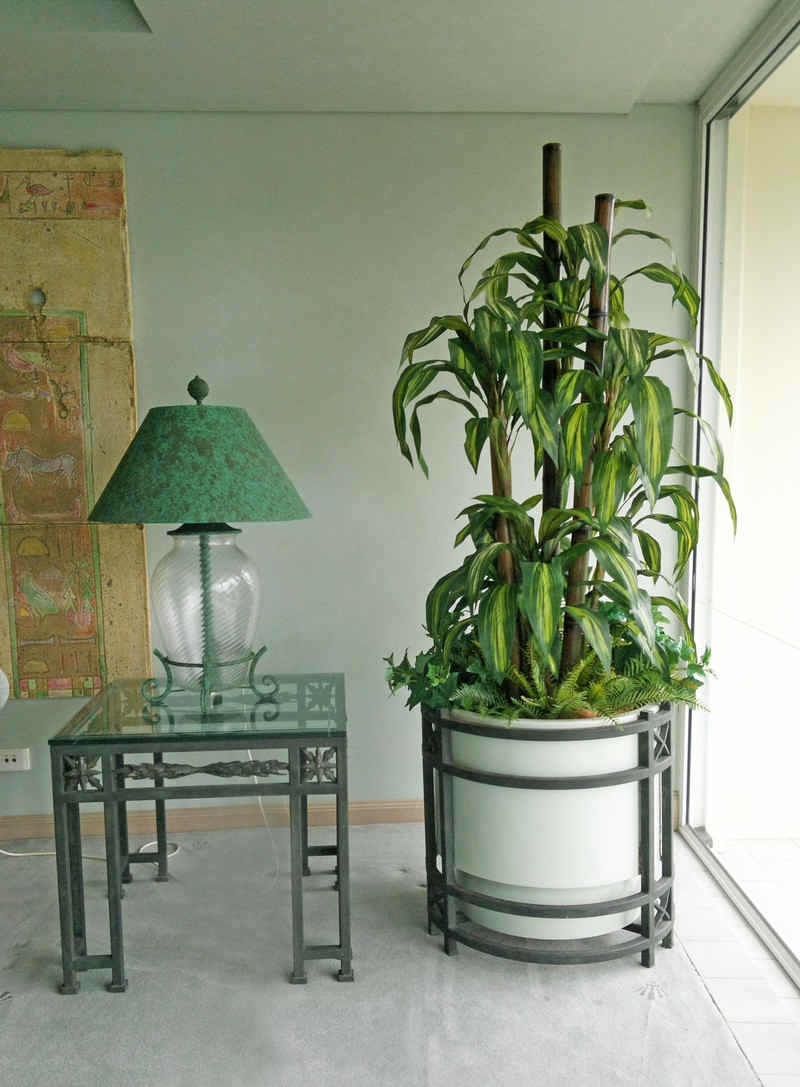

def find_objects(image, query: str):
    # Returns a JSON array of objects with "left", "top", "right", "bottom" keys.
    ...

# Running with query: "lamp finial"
[{"left": 188, "top": 376, "right": 209, "bottom": 405}]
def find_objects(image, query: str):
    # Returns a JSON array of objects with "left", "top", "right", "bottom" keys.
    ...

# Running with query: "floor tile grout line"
[{"left": 678, "top": 934, "right": 767, "bottom": 1084}]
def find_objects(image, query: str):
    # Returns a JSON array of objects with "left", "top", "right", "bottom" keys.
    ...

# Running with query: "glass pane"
[
  {"left": 50, "top": 674, "right": 346, "bottom": 742},
  {"left": 690, "top": 66, "right": 800, "bottom": 959}
]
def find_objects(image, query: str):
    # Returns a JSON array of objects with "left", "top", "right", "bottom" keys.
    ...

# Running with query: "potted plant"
[{"left": 386, "top": 144, "right": 735, "bottom": 943}]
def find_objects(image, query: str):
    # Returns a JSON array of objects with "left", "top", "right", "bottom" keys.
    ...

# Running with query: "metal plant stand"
[
  {"left": 422, "top": 704, "right": 674, "bottom": 966},
  {"left": 49, "top": 675, "right": 353, "bottom": 993}
]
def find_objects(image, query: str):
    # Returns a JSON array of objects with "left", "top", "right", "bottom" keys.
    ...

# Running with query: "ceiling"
[{"left": 0, "top": 0, "right": 781, "bottom": 113}]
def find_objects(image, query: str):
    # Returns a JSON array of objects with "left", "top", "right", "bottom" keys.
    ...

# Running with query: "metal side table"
[{"left": 48, "top": 674, "right": 353, "bottom": 993}]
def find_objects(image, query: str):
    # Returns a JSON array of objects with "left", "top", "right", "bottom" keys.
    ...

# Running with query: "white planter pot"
[{"left": 444, "top": 707, "right": 650, "bottom": 940}]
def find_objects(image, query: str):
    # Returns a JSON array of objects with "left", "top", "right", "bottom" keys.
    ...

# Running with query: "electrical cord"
[
  {"left": 0, "top": 840, "right": 181, "bottom": 861},
  {"left": 2, "top": 752, "right": 279, "bottom": 876},
  {"left": 248, "top": 748, "right": 280, "bottom": 886}
]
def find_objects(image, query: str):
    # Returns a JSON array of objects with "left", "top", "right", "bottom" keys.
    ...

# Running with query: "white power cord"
[
  {"left": 0, "top": 840, "right": 180, "bottom": 862},
  {"left": 248, "top": 748, "right": 280, "bottom": 886},
  {"left": 2, "top": 751, "right": 279, "bottom": 876}
]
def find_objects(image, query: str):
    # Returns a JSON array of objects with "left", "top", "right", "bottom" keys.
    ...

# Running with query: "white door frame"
[
  {"left": 684, "top": 0, "right": 800, "bottom": 830},
  {"left": 680, "top": 0, "right": 800, "bottom": 989}
]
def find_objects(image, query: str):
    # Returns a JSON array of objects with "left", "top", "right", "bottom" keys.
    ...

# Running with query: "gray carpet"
[{"left": 0, "top": 823, "right": 758, "bottom": 1086}]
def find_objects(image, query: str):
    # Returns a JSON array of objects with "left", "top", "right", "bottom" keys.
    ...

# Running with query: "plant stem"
[{"left": 560, "top": 193, "right": 616, "bottom": 678}]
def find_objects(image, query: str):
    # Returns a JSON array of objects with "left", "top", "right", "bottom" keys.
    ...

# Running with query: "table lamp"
[{"left": 89, "top": 376, "right": 310, "bottom": 712}]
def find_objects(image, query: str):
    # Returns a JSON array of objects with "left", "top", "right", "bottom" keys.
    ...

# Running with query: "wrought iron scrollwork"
[
  {"left": 301, "top": 747, "right": 337, "bottom": 783},
  {"left": 63, "top": 755, "right": 102, "bottom": 790},
  {"left": 121, "top": 759, "right": 288, "bottom": 781}
]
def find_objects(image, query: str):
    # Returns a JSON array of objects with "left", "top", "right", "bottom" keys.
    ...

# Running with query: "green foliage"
[
  {"left": 385, "top": 613, "right": 711, "bottom": 721},
  {"left": 387, "top": 148, "right": 734, "bottom": 718}
]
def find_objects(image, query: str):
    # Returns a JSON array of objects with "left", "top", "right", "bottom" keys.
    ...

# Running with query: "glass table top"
[{"left": 49, "top": 675, "right": 346, "bottom": 744}]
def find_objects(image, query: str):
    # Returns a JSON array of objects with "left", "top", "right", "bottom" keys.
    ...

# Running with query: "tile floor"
[{"left": 677, "top": 834, "right": 800, "bottom": 1084}]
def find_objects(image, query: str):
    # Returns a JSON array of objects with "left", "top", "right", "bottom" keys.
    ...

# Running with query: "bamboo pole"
[
  {"left": 542, "top": 143, "right": 562, "bottom": 513},
  {"left": 560, "top": 192, "right": 615, "bottom": 679}
]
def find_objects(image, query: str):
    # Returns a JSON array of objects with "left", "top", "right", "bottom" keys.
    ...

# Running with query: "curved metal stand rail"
[{"left": 421, "top": 704, "right": 674, "bottom": 967}]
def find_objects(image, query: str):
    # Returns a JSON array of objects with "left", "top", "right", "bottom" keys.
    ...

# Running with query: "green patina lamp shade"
[
  {"left": 88, "top": 378, "right": 309, "bottom": 709},
  {"left": 89, "top": 378, "right": 310, "bottom": 525}
]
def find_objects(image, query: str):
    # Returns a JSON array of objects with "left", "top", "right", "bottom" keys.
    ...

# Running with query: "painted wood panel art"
[{"left": 0, "top": 149, "right": 150, "bottom": 698}]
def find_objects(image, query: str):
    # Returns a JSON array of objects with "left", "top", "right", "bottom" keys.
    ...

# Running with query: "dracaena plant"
[{"left": 387, "top": 154, "right": 735, "bottom": 719}]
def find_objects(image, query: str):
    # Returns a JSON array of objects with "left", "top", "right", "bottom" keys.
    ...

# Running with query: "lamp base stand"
[{"left": 141, "top": 645, "right": 276, "bottom": 713}]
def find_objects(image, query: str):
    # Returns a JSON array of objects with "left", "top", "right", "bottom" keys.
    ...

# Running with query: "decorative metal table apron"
[{"left": 48, "top": 674, "right": 352, "bottom": 992}]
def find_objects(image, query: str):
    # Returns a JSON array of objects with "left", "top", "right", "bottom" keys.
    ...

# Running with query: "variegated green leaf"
[
  {"left": 592, "top": 450, "right": 629, "bottom": 526},
  {"left": 448, "top": 337, "right": 476, "bottom": 377},
  {"left": 568, "top": 222, "right": 609, "bottom": 288},
  {"left": 701, "top": 354, "right": 733, "bottom": 425},
  {"left": 466, "top": 541, "right": 511, "bottom": 603},
  {"left": 588, "top": 537, "right": 640, "bottom": 602},
  {"left": 464, "top": 417, "right": 489, "bottom": 473},
  {"left": 649, "top": 335, "right": 700, "bottom": 384},
  {"left": 636, "top": 512, "right": 694, "bottom": 577},
  {"left": 608, "top": 275, "right": 629, "bottom": 328},
  {"left": 504, "top": 329, "right": 542, "bottom": 425},
  {"left": 529, "top": 390, "right": 560, "bottom": 463},
  {"left": 409, "top": 390, "right": 479, "bottom": 478},
  {"left": 553, "top": 369, "right": 604, "bottom": 417},
  {"left": 463, "top": 494, "right": 537, "bottom": 551},
  {"left": 400, "top": 315, "right": 470, "bottom": 365},
  {"left": 478, "top": 583, "right": 518, "bottom": 676},
  {"left": 625, "top": 263, "right": 700, "bottom": 326},
  {"left": 613, "top": 227, "right": 675, "bottom": 262},
  {"left": 650, "top": 594, "right": 694, "bottom": 647},
  {"left": 606, "top": 515, "right": 635, "bottom": 557},
  {"left": 563, "top": 402, "right": 604, "bottom": 482},
  {"left": 487, "top": 296, "right": 521, "bottom": 327},
  {"left": 521, "top": 215, "right": 569, "bottom": 249},
  {"left": 392, "top": 363, "right": 438, "bottom": 460},
  {"left": 473, "top": 306, "right": 508, "bottom": 361},
  {"left": 631, "top": 588, "right": 657, "bottom": 658},
  {"left": 615, "top": 198, "right": 650, "bottom": 211},
  {"left": 674, "top": 408, "right": 724, "bottom": 473},
  {"left": 716, "top": 473, "right": 737, "bottom": 534},
  {"left": 458, "top": 227, "right": 535, "bottom": 298},
  {"left": 634, "top": 528, "right": 661, "bottom": 580},
  {"left": 425, "top": 565, "right": 467, "bottom": 641},
  {"left": 442, "top": 617, "right": 475, "bottom": 665},
  {"left": 565, "top": 605, "right": 612, "bottom": 672},
  {"left": 660, "top": 484, "right": 699, "bottom": 549},
  {"left": 520, "top": 559, "right": 565, "bottom": 674},
  {"left": 606, "top": 327, "right": 650, "bottom": 379},
  {"left": 629, "top": 376, "right": 673, "bottom": 499}
]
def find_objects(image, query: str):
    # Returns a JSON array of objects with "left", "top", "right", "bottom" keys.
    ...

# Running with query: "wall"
[
  {"left": 703, "top": 105, "right": 800, "bottom": 838},
  {"left": 0, "top": 105, "right": 697, "bottom": 820}
]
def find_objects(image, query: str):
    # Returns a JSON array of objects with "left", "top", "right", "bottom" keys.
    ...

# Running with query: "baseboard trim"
[{"left": 0, "top": 799, "right": 424, "bottom": 842}]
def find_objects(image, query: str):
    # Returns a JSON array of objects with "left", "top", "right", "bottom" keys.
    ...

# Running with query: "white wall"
[
  {"left": 0, "top": 106, "right": 697, "bottom": 817},
  {"left": 705, "top": 105, "right": 800, "bottom": 838}
]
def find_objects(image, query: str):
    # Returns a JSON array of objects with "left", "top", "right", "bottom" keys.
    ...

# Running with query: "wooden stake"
[
  {"left": 560, "top": 192, "right": 616, "bottom": 679},
  {"left": 542, "top": 143, "right": 562, "bottom": 513}
]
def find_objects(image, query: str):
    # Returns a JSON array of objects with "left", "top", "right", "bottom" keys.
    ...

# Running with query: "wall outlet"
[{"left": 0, "top": 748, "right": 31, "bottom": 772}]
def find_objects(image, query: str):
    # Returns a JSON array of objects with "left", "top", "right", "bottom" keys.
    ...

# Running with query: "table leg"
[
  {"left": 301, "top": 793, "right": 310, "bottom": 876},
  {"left": 335, "top": 740, "right": 353, "bottom": 982},
  {"left": 66, "top": 798, "right": 87, "bottom": 956},
  {"left": 114, "top": 753, "right": 131, "bottom": 887},
  {"left": 51, "top": 750, "right": 80, "bottom": 994},
  {"left": 154, "top": 751, "right": 169, "bottom": 881},
  {"left": 288, "top": 748, "right": 307, "bottom": 984},
  {"left": 102, "top": 754, "right": 128, "bottom": 992}
]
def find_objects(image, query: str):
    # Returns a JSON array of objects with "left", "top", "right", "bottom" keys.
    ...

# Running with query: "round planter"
[{"left": 443, "top": 707, "right": 647, "bottom": 941}]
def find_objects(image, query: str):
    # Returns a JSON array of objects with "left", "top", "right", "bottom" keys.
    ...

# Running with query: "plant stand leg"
[
  {"left": 639, "top": 726, "right": 656, "bottom": 968},
  {"left": 438, "top": 727, "right": 458, "bottom": 956}
]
